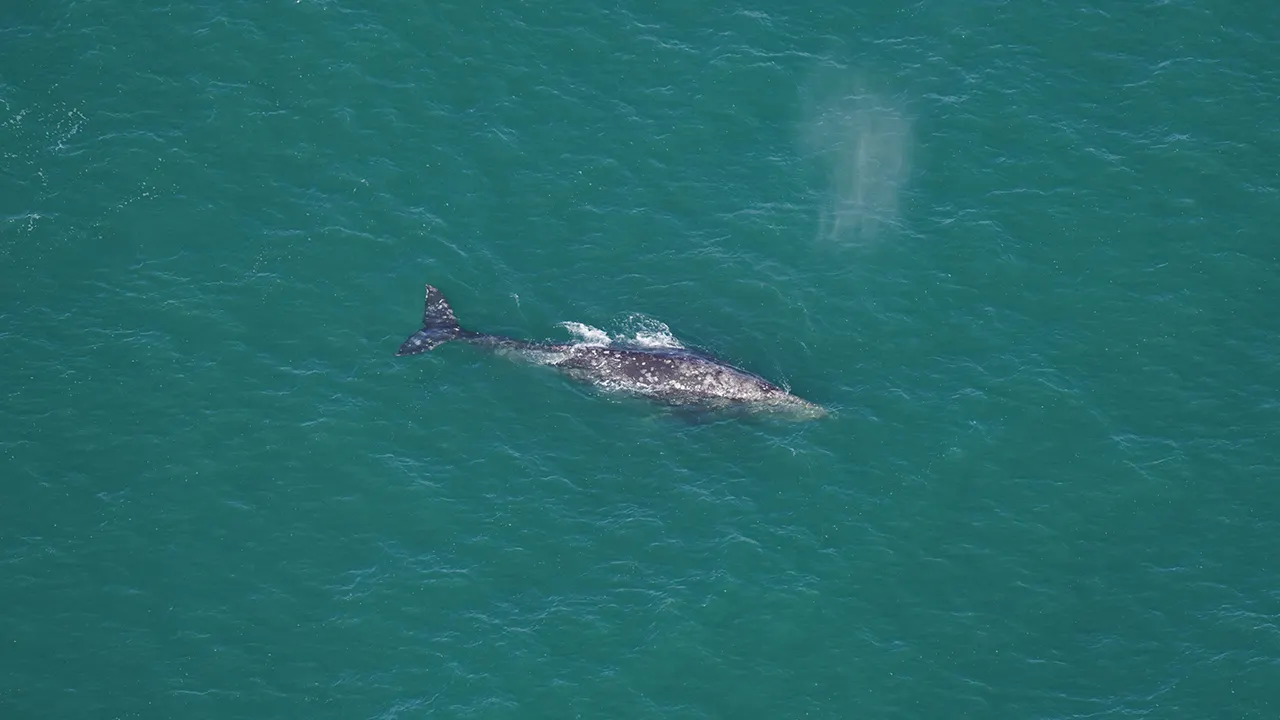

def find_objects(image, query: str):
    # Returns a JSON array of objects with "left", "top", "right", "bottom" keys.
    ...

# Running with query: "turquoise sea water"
[{"left": 3, "top": 1, "right": 1278, "bottom": 717}]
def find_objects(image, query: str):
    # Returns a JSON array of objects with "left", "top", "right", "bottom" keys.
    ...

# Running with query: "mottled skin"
[{"left": 397, "top": 285, "right": 826, "bottom": 419}]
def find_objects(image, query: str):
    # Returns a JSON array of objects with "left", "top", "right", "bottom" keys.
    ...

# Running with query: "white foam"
[
  {"left": 617, "top": 313, "right": 684, "bottom": 349},
  {"left": 557, "top": 322, "right": 611, "bottom": 346}
]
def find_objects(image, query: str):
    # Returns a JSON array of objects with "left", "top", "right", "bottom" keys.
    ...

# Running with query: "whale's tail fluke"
[{"left": 396, "top": 284, "right": 469, "bottom": 356}]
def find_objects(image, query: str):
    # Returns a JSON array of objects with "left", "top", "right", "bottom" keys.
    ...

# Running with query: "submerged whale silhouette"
[{"left": 396, "top": 285, "right": 827, "bottom": 419}]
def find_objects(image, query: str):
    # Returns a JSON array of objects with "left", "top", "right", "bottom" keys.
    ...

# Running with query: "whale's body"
[{"left": 396, "top": 285, "right": 826, "bottom": 419}]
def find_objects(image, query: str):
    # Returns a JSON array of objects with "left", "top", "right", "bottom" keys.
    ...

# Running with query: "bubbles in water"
[{"left": 800, "top": 72, "right": 912, "bottom": 244}]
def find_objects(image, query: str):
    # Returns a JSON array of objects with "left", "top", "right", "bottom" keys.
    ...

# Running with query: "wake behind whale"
[{"left": 396, "top": 285, "right": 828, "bottom": 420}]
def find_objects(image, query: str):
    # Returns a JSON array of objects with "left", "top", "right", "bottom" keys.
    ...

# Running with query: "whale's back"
[{"left": 552, "top": 345, "right": 799, "bottom": 408}]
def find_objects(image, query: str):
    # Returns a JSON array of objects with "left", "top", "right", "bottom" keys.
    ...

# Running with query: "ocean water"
[{"left": 3, "top": 1, "right": 1278, "bottom": 718}]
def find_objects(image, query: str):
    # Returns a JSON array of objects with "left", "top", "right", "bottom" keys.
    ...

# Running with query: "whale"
[{"left": 396, "top": 284, "right": 828, "bottom": 420}]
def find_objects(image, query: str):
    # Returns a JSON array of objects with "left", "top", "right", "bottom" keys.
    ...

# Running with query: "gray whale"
[{"left": 396, "top": 285, "right": 827, "bottom": 420}]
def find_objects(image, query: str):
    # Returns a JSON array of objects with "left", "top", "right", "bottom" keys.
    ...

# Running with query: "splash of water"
[
  {"left": 556, "top": 314, "right": 684, "bottom": 349},
  {"left": 617, "top": 313, "right": 683, "bottom": 349},
  {"left": 557, "top": 322, "right": 611, "bottom": 346}
]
